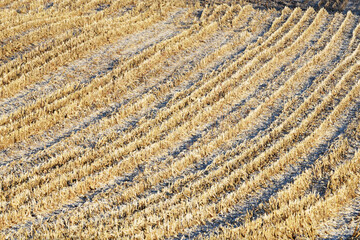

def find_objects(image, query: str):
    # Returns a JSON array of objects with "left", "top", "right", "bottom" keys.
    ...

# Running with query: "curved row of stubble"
[{"left": 0, "top": 1, "right": 359, "bottom": 239}]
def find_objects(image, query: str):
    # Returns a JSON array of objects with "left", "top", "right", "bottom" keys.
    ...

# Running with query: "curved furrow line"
[
  {"left": 0, "top": 0, "right": 137, "bottom": 79},
  {"left": 0, "top": 5, "right": 276, "bottom": 206},
  {"left": 0, "top": 15, "right": 270, "bottom": 238},
  {"left": 141, "top": 61, "right": 360, "bottom": 240},
  {"left": 0, "top": 4, "right": 238, "bottom": 230},
  {"left": 95, "top": 5, "right": 335, "bottom": 224},
  {"left": 0, "top": 0, "right": 105, "bottom": 42},
  {"left": 0, "top": 5, "right": 236, "bottom": 188},
  {"left": 0, "top": 7, "right": 194, "bottom": 186},
  {"left": 0, "top": 4, "right": 228, "bottom": 169},
  {"left": 0, "top": 4, "right": 183, "bottom": 144},
  {"left": 0, "top": 0, "right": 131, "bottom": 35},
  {"left": 107, "top": 11, "right": 358, "bottom": 238},
  {"left": 0, "top": 1, "right": 166, "bottom": 91},
  {"left": 0, "top": 2, "right": 200, "bottom": 122},
  {"left": 172, "top": 11, "right": 358, "bottom": 212},
  {"left": 16, "top": 7, "right": 326, "bottom": 236},
  {"left": 0, "top": 3, "right": 243, "bottom": 169},
  {"left": 194, "top": 100, "right": 360, "bottom": 239},
  {"left": 0, "top": 0, "right": 140, "bottom": 39},
  {"left": 7, "top": 6, "right": 306, "bottom": 225},
  {"left": 130, "top": 7, "right": 292, "bottom": 137},
  {"left": 155, "top": 7, "right": 295, "bottom": 120},
  {"left": 0, "top": 21, "right": 235, "bottom": 190},
  {"left": 74, "top": 12, "right": 360, "bottom": 238},
  {"left": 218, "top": 140, "right": 360, "bottom": 239},
  {"left": 186, "top": 10, "right": 342, "bottom": 165},
  {"left": 185, "top": 132, "right": 351, "bottom": 238},
  {"left": 0, "top": 5, "right": 257, "bottom": 179},
  {"left": 0, "top": 8, "right": 186, "bottom": 120},
  {"left": 0, "top": 6, "right": 290, "bottom": 229},
  {"left": 157, "top": 12, "right": 348, "bottom": 239},
  {"left": 188, "top": 11, "right": 348, "bottom": 184},
  {"left": 2, "top": 2, "right": 359, "bottom": 239},
  {"left": 0, "top": 1, "right": 163, "bottom": 94},
  {"left": 0, "top": 1, "right": 235, "bottom": 193},
  {"left": 0, "top": 1, "right": 124, "bottom": 64},
  {"left": 0, "top": 8, "right": 285, "bottom": 233}
]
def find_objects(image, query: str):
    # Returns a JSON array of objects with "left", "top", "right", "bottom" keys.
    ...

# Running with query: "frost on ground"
[
  {"left": 0, "top": 1, "right": 360, "bottom": 239},
  {"left": 318, "top": 193, "right": 360, "bottom": 239}
]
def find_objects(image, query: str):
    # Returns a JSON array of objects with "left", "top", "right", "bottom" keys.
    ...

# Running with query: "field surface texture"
[{"left": 0, "top": 0, "right": 360, "bottom": 239}]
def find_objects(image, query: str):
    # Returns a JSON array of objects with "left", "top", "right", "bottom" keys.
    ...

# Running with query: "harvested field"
[{"left": 0, "top": 0, "right": 359, "bottom": 239}]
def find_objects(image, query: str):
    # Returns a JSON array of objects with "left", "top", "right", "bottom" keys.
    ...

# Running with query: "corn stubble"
[{"left": 0, "top": 0, "right": 359, "bottom": 239}]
